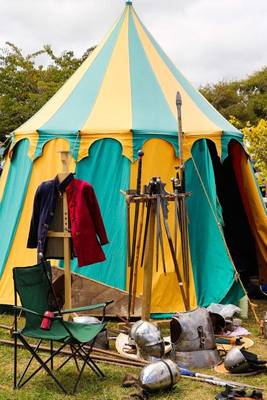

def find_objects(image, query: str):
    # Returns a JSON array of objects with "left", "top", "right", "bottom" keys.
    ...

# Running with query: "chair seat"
[{"left": 22, "top": 321, "right": 106, "bottom": 343}]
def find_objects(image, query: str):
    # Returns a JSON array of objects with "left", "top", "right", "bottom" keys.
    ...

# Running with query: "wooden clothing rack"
[{"left": 47, "top": 151, "right": 72, "bottom": 317}]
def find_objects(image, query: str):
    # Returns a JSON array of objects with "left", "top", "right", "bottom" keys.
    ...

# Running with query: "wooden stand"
[
  {"left": 125, "top": 191, "right": 190, "bottom": 321},
  {"left": 47, "top": 151, "right": 72, "bottom": 316}
]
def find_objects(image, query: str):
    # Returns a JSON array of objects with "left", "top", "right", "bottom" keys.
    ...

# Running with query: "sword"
[
  {"left": 140, "top": 179, "right": 156, "bottom": 267},
  {"left": 130, "top": 149, "right": 144, "bottom": 267},
  {"left": 155, "top": 179, "right": 167, "bottom": 275},
  {"left": 176, "top": 91, "right": 185, "bottom": 190},
  {"left": 160, "top": 198, "right": 188, "bottom": 310},
  {"left": 131, "top": 200, "right": 145, "bottom": 315},
  {"left": 128, "top": 149, "right": 144, "bottom": 318}
]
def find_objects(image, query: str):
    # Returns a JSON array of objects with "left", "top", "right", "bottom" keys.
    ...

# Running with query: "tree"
[
  {"left": 200, "top": 67, "right": 267, "bottom": 128},
  {"left": 0, "top": 42, "right": 95, "bottom": 142},
  {"left": 243, "top": 119, "right": 267, "bottom": 179}
]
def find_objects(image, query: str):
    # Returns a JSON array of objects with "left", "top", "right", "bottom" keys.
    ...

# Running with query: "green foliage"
[
  {"left": 200, "top": 68, "right": 267, "bottom": 178},
  {"left": 0, "top": 42, "right": 95, "bottom": 142},
  {"left": 243, "top": 119, "right": 267, "bottom": 178},
  {"left": 200, "top": 67, "right": 267, "bottom": 128}
]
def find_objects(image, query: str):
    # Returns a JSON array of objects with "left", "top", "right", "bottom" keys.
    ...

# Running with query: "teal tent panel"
[
  {"left": 128, "top": 12, "right": 177, "bottom": 135},
  {"left": 34, "top": 132, "right": 81, "bottom": 161},
  {"left": 70, "top": 139, "right": 130, "bottom": 289},
  {"left": 40, "top": 13, "right": 125, "bottom": 133},
  {"left": 0, "top": 139, "right": 32, "bottom": 278},
  {"left": 185, "top": 139, "right": 240, "bottom": 306},
  {"left": 136, "top": 14, "right": 241, "bottom": 136},
  {"left": 221, "top": 134, "right": 243, "bottom": 161},
  {"left": 221, "top": 280, "right": 244, "bottom": 305}
]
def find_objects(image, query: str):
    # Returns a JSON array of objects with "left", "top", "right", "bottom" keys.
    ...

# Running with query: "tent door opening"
[{"left": 206, "top": 140, "right": 259, "bottom": 293}]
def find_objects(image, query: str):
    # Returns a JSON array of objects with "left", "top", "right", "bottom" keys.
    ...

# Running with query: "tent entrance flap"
[{"left": 206, "top": 140, "right": 261, "bottom": 289}]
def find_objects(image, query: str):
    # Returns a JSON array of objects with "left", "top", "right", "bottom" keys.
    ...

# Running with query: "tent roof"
[{"left": 14, "top": 1, "right": 242, "bottom": 160}]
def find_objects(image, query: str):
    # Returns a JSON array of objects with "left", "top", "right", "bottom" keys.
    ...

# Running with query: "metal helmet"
[
  {"left": 128, "top": 320, "right": 145, "bottom": 346},
  {"left": 224, "top": 347, "right": 250, "bottom": 373},
  {"left": 130, "top": 320, "right": 164, "bottom": 361},
  {"left": 139, "top": 359, "right": 180, "bottom": 392}
]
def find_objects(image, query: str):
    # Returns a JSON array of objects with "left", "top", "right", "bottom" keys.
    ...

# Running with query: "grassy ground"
[{"left": 0, "top": 301, "right": 266, "bottom": 400}]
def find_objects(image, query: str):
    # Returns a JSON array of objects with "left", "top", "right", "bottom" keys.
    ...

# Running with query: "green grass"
[{"left": 0, "top": 301, "right": 266, "bottom": 400}]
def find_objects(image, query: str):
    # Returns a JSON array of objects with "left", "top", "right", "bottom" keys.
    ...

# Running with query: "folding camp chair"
[{"left": 12, "top": 261, "right": 113, "bottom": 394}]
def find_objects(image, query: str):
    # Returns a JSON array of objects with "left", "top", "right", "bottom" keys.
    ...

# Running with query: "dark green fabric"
[
  {"left": 14, "top": 262, "right": 105, "bottom": 343},
  {"left": 13, "top": 262, "right": 52, "bottom": 330},
  {"left": 23, "top": 321, "right": 105, "bottom": 343},
  {"left": 185, "top": 139, "right": 241, "bottom": 306}
]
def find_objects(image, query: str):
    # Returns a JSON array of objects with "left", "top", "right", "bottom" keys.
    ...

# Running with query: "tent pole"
[{"left": 176, "top": 92, "right": 190, "bottom": 308}]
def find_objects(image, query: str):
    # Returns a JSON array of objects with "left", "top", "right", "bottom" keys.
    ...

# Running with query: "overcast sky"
[{"left": 0, "top": 0, "right": 266, "bottom": 87}]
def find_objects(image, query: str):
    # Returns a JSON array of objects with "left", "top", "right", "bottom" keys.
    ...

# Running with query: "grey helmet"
[
  {"left": 224, "top": 347, "right": 266, "bottom": 374},
  {"left": 224, "top": 347, "right": 250, "bottom": 373},
  {"left": 139, "top": 359, "right": 180, "bottom": 392},
  {"left": 128, "top": 320, "right": 144, "bottom": 346},
  {"left": 129, "top": 320, "right": 164, "bottom": 361}
]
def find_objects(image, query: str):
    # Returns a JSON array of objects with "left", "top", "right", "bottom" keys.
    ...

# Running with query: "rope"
[
  {"left": 191, "top": 153, "right": 260, "bottom": 325},
  {"left": 0, "top": 135, "right": 12, "bottom": 148},
  {"left": 70, "top": 131, "right": 80, "bottom": 162}
]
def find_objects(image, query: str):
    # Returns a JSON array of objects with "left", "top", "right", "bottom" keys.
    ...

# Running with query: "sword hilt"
[{"left": 136, "top": 149, "right": 144, "bottom": 195}]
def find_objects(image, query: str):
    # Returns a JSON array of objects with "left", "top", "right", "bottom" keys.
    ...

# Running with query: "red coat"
[
  {"left": 27, "top": 174, "right": 108, "bottom": 267},
  {"left": 65, "top": 178, "right": 108, "bottom": 267}
]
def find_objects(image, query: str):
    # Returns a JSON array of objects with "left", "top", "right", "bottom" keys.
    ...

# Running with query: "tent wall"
[
  {"left": 73, "top": 138, "right": 130, "bottom": 290},
  {"left": 229, "top": 141, "right": 267, "bottom": 283},
  {"left": 69, "top": 137, "right": 197, "bottom": 314},
  {"left": 185, "top": 139, "right": 244, "bottom": 306},
  {"left": 0, "top": 140, "right": 32, "bottom": 279},
  {"left": 208, "top": 141, "right": 258, "bottom": 286}
]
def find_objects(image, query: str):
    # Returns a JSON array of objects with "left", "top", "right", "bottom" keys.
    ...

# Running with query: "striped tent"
[{"left": 0, "top": 1, "right": 266, "bottom": 315}]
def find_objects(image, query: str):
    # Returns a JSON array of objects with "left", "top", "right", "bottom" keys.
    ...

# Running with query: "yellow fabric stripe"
[
  {"left": 128, "top": 138, "right": 197, "bottom": 312},
  {"left": 14, "top": 17, "right": 122, "bottom": 137},
  {"left": 132, "top": 10, "right": 222, "bottom": 160},
  {"left": 0, "top": 139, "right": 76, "bottom": 305},
  {"left": 0, "top": 156, "right": 11, "bottom": 202},
  {"left": 230, "top": 142, "right": 267, "bottom": 282},
  {"left": 80, "top": 7, "right": 132, "bottom": 157},
  {"left": 78, "top": 131, "right": 133, "bottom": 161}
]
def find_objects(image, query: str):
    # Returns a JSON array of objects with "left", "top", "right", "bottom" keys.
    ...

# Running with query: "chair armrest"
[
  {"left": 13, "top": 305, "right": 42, "bottom": 317},
  {"left": 56, "top": 300, "right": 114, "bottom": 316},
  {"left": 13, "top": 306, "right": 62, "bottom": 321}
]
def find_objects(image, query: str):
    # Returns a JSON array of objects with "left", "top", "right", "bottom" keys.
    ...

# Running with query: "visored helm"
[
  {"left": 130, "top": 320, "right": 164, "bottom": 361},
  {"left": 129, "top": 320, "right": 145, "bottom": 346}
]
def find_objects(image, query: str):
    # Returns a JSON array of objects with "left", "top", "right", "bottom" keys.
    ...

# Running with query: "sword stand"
[{"left": 124, "top": 177, "right": 191, "bottom": 321}]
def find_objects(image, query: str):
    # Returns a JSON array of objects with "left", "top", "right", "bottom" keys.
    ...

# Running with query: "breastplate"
[{"left": 170, "top": 308, "right": 221, "bottom": 368}]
